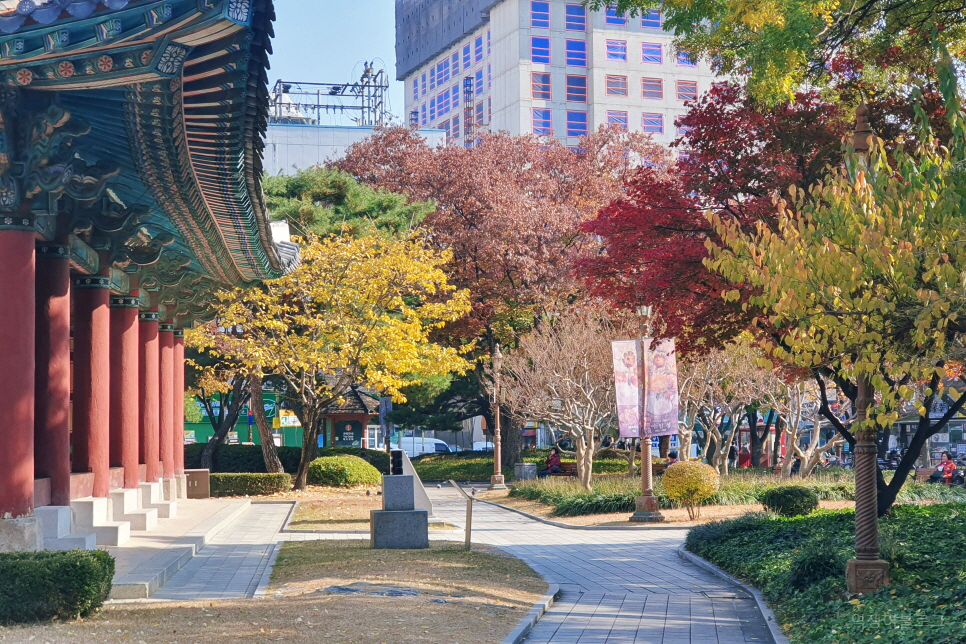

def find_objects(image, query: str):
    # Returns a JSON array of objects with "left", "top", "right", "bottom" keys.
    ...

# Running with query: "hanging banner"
[
  {"left": 612, "top": 339, "right": 643, "bottom": 438},
  {"left": 642, "top": 338, "right": 679, "bottom": 437}
]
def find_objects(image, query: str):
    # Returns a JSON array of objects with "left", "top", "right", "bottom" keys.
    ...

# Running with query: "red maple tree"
[
  {"left": 579, "top": 84, "right": 849, "bottom": 354},
  {"left": 335, "top": 126, "right": 668, "bottom": 341}
]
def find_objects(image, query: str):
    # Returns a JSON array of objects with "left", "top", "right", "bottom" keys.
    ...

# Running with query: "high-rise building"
[{"left": 396, "top": 0, "right": 716, "bottom": 148}]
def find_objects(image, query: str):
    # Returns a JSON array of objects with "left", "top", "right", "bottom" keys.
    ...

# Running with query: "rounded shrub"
[
  {"left": 308, "top": 455, "right": 382, "bottom": 487},
  {"left": 762, "top": 486, "right": 819, "bottom": 517},
  {"left": 662, "top": 461, "right": 720, "bottom": 519}
]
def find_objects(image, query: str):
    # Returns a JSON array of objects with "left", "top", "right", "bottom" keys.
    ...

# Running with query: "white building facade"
[{"left": 397, "top": 0, "right": 717, "bottom": 148}]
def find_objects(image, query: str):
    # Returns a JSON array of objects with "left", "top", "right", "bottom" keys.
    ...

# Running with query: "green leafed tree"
[
  {"left": 584, "top": 0, "right": 966, "bottom": 104},
  {"left": 263, "top": 166, "right": 433, "bottom": 238},
  {"left": 707, "top": 54, "right": 966, "bottom": 515}
]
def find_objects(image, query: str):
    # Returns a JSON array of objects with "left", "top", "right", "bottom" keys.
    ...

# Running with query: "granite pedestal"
[{"left": 370, "top": 474, "right": 429, "bottom": 549}]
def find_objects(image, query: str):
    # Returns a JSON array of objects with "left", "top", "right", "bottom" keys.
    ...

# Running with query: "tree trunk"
[
  {"left": 575, "top": 435, "right": 593, "bottom": 491},
  {"left": 750, "top": 409, "right": 774, "bottom": 468},
  {"left": 199, "top": 377, "right": 250, "bottom": 470},
  {"left": 772, "top": 417, "right": 784, "bottom": 468},
  {"left": 294, "top": 408, "right": 321, "bottom": 490},
  {"left": 501, "top": 406, "right": 523, "bottom": 471},
  {"left": 250, "top": 374, "right": 284, "bottom": 474}
]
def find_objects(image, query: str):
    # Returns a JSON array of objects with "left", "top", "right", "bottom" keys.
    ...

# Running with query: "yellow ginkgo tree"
[
  {"left": 707, "top": 56, "right": 966, "bottom": 514},
  {"left": 187, "top": 234, "right": 472, "bottom": 489}
]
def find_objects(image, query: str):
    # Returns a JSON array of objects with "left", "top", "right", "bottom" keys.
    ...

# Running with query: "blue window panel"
[
  {"left": 430, "top": 66, "right": 436, "bottom": 90},
  {"left": 463, "top": 44, "right": 471, "bottom": 69},
  {"left": 452, "top": 52, "right": 459, "bottom": 71},
  {"left": 606, "top": 110, "right": 628, "bottom": 130},
  {"left": 531, "top": 1, "right": 550, "bottom": 28},
  {"left": 565, "top": 4, "right": 586, "bottom": 30},
  {"left": 453, "top": 115, "right": 461, "bottom": 138},
  {"left": 475, "top": 36, "right": 483, "bottom": 62},
  {"left": 452, "top": 83, "right": 460, "bottom": 108},
  {"left": 642, "top": 112, "right": 664, "bottom": 133},
  {"left": 565, "top": 39, "right": 587, "bottom": 66},
  {"left": 421, "top": 73, "right": 426, "bottom": 95},
  {"left": 487, "top": 30, "right": 490, "bottom": 55},
  {"left": 642, "top": 42, "right": 662, "bottom": 64},
  {"left": 531, "top": 36, "right": 551, "bottom": 63},
  {"left": 430, "top": 97, "right": 436, "bottom": 121},
  {"left": 606, "top": 40, "right": 627, "bottom": 61},
  {"left": 605, "top": 5, "right": 626, "bottom": 25},
  {"left": 677, "top": 50, "right": 697, "bottom": 67},
  {"left": 437, "top": 59, "right": 449, "bottom": 84},
  {"left": 420, "top": 103, "right": 426, "bottom": 125},
  {"left": 476, "top": 101, "right": 484, "bottom": 124},
  {"left": 566, "top": 110, "right": 588, "bottom": 137},
  {"left": 412, "top": 79, "right": 418, "bottom": 102},
  {"left": 641, "top": 9, "right": 662, "bottom": 28},
  {"left": 488, "top": 63, "right": 491, "bottom": 89},
  {"left": 532, "top": 108, "right": 552, "bottom": 135},
  {"left": 475, "top": 69, "right": 484, "bottom": 95},
  {"left": 565, "top": 74, "right": 587, "bottom": 102}
]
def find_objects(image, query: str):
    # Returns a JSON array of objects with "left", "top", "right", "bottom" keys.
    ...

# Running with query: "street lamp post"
[
  {"left": 845, "top": 104, "right": 889, "bottom": 594},
  {"left": 630, "top": 306, "right": 664, "bottom": 523},
  {"left": 490, "top": 343, "right": 507, "bottom": 490}
]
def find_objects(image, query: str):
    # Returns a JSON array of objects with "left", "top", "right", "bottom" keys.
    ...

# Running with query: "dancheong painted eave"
[{"left": 0, "top": 0, "right": 292, "bottom": 287}]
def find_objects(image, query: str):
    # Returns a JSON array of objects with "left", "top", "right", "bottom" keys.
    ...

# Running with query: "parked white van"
[{"left": 391, "top": 436, "right": 454, "bottom": 457}]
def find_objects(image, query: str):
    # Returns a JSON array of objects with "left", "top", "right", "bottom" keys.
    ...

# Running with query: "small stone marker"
[{"left": 370, "top": 467, "right": 429, "bottom": 549}]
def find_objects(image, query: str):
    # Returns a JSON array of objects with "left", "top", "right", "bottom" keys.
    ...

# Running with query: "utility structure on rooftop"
[{"left": 269, "top": 63, "right": 390, "bottom": 127}]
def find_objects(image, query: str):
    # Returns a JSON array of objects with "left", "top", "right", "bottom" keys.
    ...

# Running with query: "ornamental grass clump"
[{"left": 662, "top": 461, "right": 720, "bottom": 519}]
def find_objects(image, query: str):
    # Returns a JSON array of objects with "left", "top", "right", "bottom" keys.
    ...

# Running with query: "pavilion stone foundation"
[
  {"left": 370, "top": 475, "right": 428, "bottom": 549},
  {"left": 0, "top": 516, "right": 43, "bottom": 553}
]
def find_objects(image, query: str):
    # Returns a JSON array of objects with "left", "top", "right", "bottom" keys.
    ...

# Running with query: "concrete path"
[
  {"left": 426, "top": 487, "right": 776, "bottom": 644},
  {"left": 150, "top": 503, "right": 291, "bottom": 600},
  {"left": 137, "top": 490, "right": 776, "bottom": 643}
]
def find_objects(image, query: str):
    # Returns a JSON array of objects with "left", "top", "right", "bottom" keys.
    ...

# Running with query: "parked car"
[
  {"left": 391, "top": 436, "right": 454, "bottom": 457},
  {"left": 473, "top": 441, "right": 495, "bottom": 452}
]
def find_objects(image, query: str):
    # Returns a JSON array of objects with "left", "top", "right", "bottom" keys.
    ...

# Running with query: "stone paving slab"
[
  {"left": 123, "top": 487, "right": 779, "bottom": 644},
  {"left": 151, "top": 502, "right": 292, "bottom": 601},
  {"left": 107, "top": 498, "right": 250, "bottom": 599}
]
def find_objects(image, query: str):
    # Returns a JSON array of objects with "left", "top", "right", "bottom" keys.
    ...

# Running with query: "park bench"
[
  {"left": 916, "top": 467, "right": 938, "bottom": 483},
  {"left": 549, "top": 462, "right": 578, "bottom": 477}
]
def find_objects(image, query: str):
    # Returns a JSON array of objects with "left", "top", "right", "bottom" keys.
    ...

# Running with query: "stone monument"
[{"left": 370, "top": 450, "right": 429, "bottom": 549}]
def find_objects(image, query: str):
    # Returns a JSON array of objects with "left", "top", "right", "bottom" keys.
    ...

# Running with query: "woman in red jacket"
[{"left": 938, "top": 451, "right": 957, "bottom": 484}]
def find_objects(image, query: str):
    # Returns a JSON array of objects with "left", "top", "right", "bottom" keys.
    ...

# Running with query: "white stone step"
[
  {"left": 109, "top": 489, "right": 158, "bottom": 532},
  {"left": 160, "top": 477, "right": 178, "bottom": 502},
  {"left": 140, "top": 482, "right": 177, "bottom": 518},
  {"left": 70, "top": 497, "right": 130, "bottom": 546}
]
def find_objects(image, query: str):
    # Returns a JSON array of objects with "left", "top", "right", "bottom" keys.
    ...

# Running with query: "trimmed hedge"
[
  {"left": 184, "top": 443, "right": 390, "bottom": 474},
  {"left": 762, "top": 485, "right": 819, "bottom": 517},
  {"left": 0, "top": 549, "right": 115, "bottom": 624},
  {"left": 209, "top": 473, "right": 291, "bottom": 496},
  {"left": 308, "top": 455, "right": 382, "bottom": 487}
]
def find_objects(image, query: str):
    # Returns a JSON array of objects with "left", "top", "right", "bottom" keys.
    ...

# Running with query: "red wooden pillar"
[
  {"left": 72, "top": 274, "right": 112, "bottom": 498},
  {"left": 139, "top": 311, "right": 161, "bottom": 482},
  {"left": 34, "top": 243, "right": 71, "bottom": 506},
  {"left": 0, "top": 229, "right": 36, "bottom": 519},
  {"left": 173, "top": 329, "right": 186, "bottom": 475},
  {"left": 110, "top": 294, "right": 140, "bottom": 489},
  {"left": 159, "top": 322, "right": 175, "bottom": 479}
]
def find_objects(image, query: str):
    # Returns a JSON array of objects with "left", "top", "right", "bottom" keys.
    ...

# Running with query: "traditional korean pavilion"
[{"left": 0, "top": 0, "right": 290, "bottom": 551}]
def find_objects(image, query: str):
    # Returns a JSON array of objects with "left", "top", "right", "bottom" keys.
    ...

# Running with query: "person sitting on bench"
[{"left": 538, "top": 449, "right": 562, "bottom": 478}]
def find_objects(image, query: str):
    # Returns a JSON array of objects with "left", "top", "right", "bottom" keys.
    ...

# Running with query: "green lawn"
[
  {"left": 411, "top": 450, "right": 629, "bottom": 481},
  {"left": 686, "top": 504, "right": 966, "bottom": 644},
  {"left": 508, "top": 471, "right": 966, "bottom": 516}
]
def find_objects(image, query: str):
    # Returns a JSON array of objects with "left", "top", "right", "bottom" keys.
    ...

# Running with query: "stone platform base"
[
  {"left": 847, "top": 558, "right": 890, "bottom": 595},
  {"left": 370, "top": 509, "right": 429, "bottom": 549},
  {"left": 629, "top": 494, "right": 665, "bottom": 523},
  {"left": 0, "top": 515, "right": 43, "bottom": 552}
]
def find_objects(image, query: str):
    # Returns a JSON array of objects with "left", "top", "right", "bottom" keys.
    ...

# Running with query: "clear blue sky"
[{"left": 270, "top": 1, "right": 405, "bottom": 125}]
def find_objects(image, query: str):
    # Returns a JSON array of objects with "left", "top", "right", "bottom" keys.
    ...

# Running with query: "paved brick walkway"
[
  {"left": 145, "top": 489, "right": 776, "bottom": 643},
  {"left": 426, "top": 487, "right": 776, "bottom": 644},
  {"left": 151, "top": 503, "right": 291, "bottom": 600}
]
